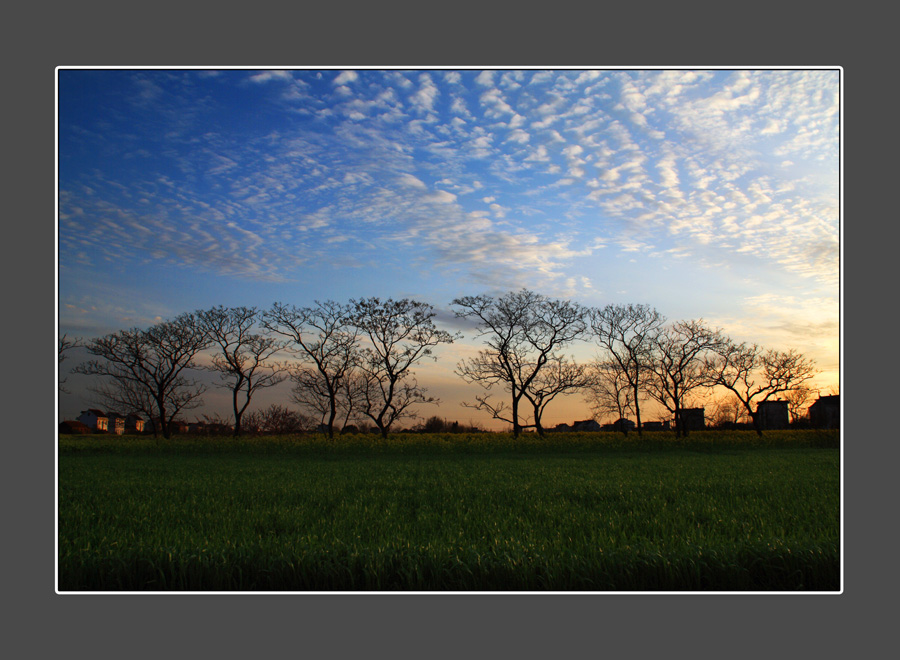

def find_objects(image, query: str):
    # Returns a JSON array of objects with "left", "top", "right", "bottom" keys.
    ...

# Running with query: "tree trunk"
[
  {"left": 511, "top": 397, "right": 521, "bottom": 438},
  {"left": 159, "top": 401, "right": 171, "bottom": 439},
  {"left": 534, "top": 408, "right": 545, "bottom": 437},
  {"left": 750, "top": 411, "right": 763, "bottom": 437},
  {"left": 633, "top": 381, "right": 643, "bottom": 437},
  {"left": 232, "top": 386, "right": 242, "bottom": 437},
  {"left": 326, "top": 399, "right": 337, "bottom": 440}
]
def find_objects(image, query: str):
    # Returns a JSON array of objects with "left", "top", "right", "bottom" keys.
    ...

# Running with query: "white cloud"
[
  {"left": 412, "top": 73, "right": 439, "bottom": 113},
  {"left": 133, "top": 79, "right": 163, "bottom": 104},
  {"left": 760, "top": 118, "right": 782, "bottom": 135},
  {"left": 575, "top": 71, "right": 602, "bottom": 85},
  {"left": 333, "top": 70, "right": 359, "bottom": 85},
  {"left": 249, "top": 70, "right": 294, "bottom": 84},
  {"left": 467, "top": 133, "right": 494, "bottom": 158},
  {"left": 450, "top": 95, "right": 471, "bottom": 118},
  {"left": 529, "top": 71, "right": 554, "bottom": 85},
  {"left": 475, "top": 70, "right": 494, "bottom": 86},
  {"left": 500, "top": 71, "right": 525, "bottom": 88},
  {"left": 562, "top": 145, "right": 583, "bottom": 159},
  {"left": 60, "top": 68, "right": 839, "bottom": 333},
  {"left": 425, "top": 190, "right": 457, "bottom": 204},
  {"left": 524, "top": 144, "right": 550, "bottom": 163},
  {"left": 657, "top": 153, "right": 680, "bottom": 191},
  {"left": 400, "top": 173, "right": 429, "bottom": 189},
  {"left": 479, "top": 87, "right": 515, "bottom": 118},
  {"left": 506, "top": 129, "right": 530, "bottom": 144}
]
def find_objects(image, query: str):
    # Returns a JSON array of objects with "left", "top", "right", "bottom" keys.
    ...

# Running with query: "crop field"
[{"left": 57, "top": 430, "right": 840, "bottom": 592}]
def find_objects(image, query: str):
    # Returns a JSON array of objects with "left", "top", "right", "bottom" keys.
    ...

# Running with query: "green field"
[{"left": 57, "top": 431, "right": 840, "bottom": 591}]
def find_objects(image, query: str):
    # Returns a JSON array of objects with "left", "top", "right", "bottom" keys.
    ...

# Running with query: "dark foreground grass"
[{"left": 57, "top": 431, "right": 840, "bottom": 591}]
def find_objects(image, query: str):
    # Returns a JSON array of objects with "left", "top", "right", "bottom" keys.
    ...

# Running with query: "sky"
[{"left": 57, "top": 67, "right": 841, "bottom": 428}]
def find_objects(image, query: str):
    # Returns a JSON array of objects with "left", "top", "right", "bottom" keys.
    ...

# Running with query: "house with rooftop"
[
  {"left": 756, "top": 400, "right": 789, "bottom": 430},
  {"left": 76, "top": 409, "right": 108, "bottom": 432},
  {"left": 809, "top": 395, "right": 840, "bottom": 429}
]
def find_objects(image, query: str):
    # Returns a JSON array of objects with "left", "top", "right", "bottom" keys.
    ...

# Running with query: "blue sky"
[{"left": 57, "top": 68, "right": 840, "bottom": 426}]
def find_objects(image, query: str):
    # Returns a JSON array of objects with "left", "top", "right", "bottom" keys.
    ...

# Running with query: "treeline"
[{"left": 62, "top": 290, "right": 818, "bottom": 440}]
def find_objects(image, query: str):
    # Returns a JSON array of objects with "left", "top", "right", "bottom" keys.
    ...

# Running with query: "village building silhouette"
[{"left": 60, "top": 395, "right": 840, "bottom": 435}]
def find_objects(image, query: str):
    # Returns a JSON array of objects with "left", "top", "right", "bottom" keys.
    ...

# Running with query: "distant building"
[
  {"left": 756, "top": 400, "right": 789, "bottom": 430},
  {"left": 76, "top": 409, "right": 108, "bottom": 432},
  {"left": 679, "top": 408, "right": 705, "bottom": 431},
  {"left": 168, "top": 420, "right": 189, "bottom": 435},
  {"left": 59, "top": 420, "right": 92, "bottom": 434},
  {"left": 809, "top": 395, "right": 840, "bottom": 429},
  {"left": 106, "top": 412, "right": 126, "bottom": 435},
  {"left": 188, "top": 420, "right": 232, "bottom": 435},
  {"left": 642, "top": 420, "right": 670, "bottom": 431},
  {"left": 125, "top": 414, "right": 145, "bottom": 434},
  {"left": 551, "top": 420, "right": 601, "bottom": 432},
  {"left": 602, "top": 418, "right": 636, "bottom": 433}
]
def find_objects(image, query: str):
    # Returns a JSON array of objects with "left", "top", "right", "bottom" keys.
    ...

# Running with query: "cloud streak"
[{"left": 58, "top": 68, "right": 839, "bottom": 299}]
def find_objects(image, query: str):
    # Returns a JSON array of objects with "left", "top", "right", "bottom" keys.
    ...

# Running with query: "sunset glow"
[{"left": 57, "top": 67, "right": 840, "bottom": 429}]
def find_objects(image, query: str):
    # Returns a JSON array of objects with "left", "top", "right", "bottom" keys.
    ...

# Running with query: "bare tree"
[
  {"left": 58, "top": 333, "right": 82, "bottom": 393},
  {"left": 452, "top": 290, "right": 587, "bottom": 437},
  {"left": 646, "top": 319, "right": 724, "bottom": 437},
  {"left": 349, "top": 297, "right": 458, "bottom": 438},
  {"left": 243, "top": 404, "right": 313, "bottom": 435},
  {"left": 584, "top": 359, "right": 636, "bottom": 431},
  {"left": 87, "top": 374, "right": 160, "bottom": 435},
  {"left": 702, "top": 342, "right": 818, "bottom": 436},
  {"left": 196, "top": 306, "right": 288, "bottom": 436},
  {"left": 707, "top": 394, "right": 752, "bottom": 428},
  {"left": 522, "top": 354, "right": 592, "bottom": 435},
  {"left": 785, "top": 385, "right": 818, "bottom": 424},
  {"left": 290, "top": 367, "right": 369, "bottom": 433},
  {"left": 335, "top": 370, "right": 368, "bottom": 431},
  {"left": 74, "top": 313, "right": 210, "bottom": 439},
  {"left": 587, "top": 304, "right": 665, "bottom": 436},
  {"left": 262, "top": 301, "right": 359, "bottom": 439},
  {"left": 288, "top": 366, "right": 340, "bottom": 431}
]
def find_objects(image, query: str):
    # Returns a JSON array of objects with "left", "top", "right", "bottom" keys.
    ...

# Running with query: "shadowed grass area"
[
  {"left": 57, "top": 431, "right": 840, "bottom": 591},
  {"left": 58, "top": 428, "right": 840, "bottom": 454}
]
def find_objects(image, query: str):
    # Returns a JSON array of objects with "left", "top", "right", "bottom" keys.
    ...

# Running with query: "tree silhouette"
[
  {"left": 587, "top": 304, "right": 664, "bottom": 436},
  {"left": 74, "top": 313, "right": 210, "bottom": 439},
  {"left": 584, "top": 359, "right": 636, "bottom": 431},
  {"left": 348, "top": 297, "right": 457, "bottom": 438},
  {"left": 707, "top": 394, "right": 752, "bottom": 428},
  {"left": 262, "top": 301, "right": 359, "bottom": 440},
  {"left": 702, "top": 342, "right": 817, "bottom": 436},
  {"left": 785, "top": 385, "right": 818, "bottom": 424},
  {"left": 58, "top": 333, "right": 83, "bottom": 394},
  {"left": 452, "top": 289, "right": 588, "bottom": 437},
  {"left": 646, "top": 319, "right": 724, "bottom": 437},
  {"left": 242, "top": 404, "right": 312, "bottom": 435},
  {"left": 197, "top": 306, "right": 288, "bottom": 436},
  {"left": 522, "top": 354, "right": 591, "bottom": 435}
]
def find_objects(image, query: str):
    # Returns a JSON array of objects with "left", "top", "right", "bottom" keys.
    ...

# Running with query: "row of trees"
[
  {"left": 64, "top": 290, "right": 819, "bottom": 439},
  {"left": 71, "top": 298, "right": 458, "bottom": 439},
  {"left": 453, "top": 291, "right": 817, "bottom": 438}
]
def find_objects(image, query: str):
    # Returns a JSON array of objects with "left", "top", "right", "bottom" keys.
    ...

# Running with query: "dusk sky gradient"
[{"left": 57, "top": 67, "right": 840, "bottom": 427}]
